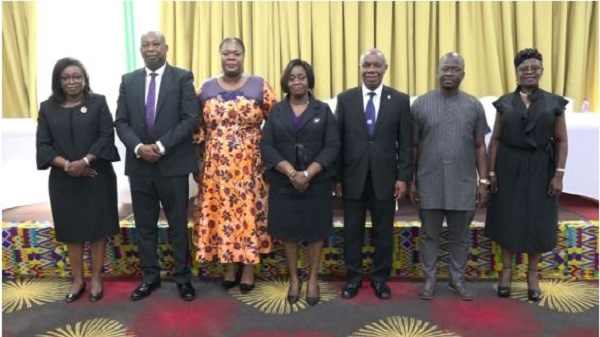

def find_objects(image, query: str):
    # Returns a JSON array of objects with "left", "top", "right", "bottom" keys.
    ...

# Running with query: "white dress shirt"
[{"left": 361, "top": 83, "right": 383, "bottom": 120}]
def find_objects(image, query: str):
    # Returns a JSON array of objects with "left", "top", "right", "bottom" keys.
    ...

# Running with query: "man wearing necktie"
[
  {"left": 115, "top": 31, "right": 199, "bottom": 302},
  {"left": 335, "top": 49, "right": 413, "bottom": 300}
]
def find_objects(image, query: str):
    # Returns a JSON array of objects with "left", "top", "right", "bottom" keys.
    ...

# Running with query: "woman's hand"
[
  {"left": 66, "top": 159, "right": 88, "bottom": 177},
  {"left": 290, "top": 173, "right": 310, "bottom": 193},
  {"left": 548, "top": 175, "right": 563, "bottom": 196}
]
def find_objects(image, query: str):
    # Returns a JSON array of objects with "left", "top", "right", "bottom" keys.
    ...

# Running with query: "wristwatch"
[
  {"left": 479, "top": 179, "right": 490, "bottom": 185},
  {"left": 303, "top": 171, "right": 311, "bottom": 180}
]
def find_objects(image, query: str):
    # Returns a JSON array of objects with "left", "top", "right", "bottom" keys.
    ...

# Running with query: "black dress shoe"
[
  {"left": 239, "top": 283, "right": 255, "bottom": 294},
  {"left": 497, "top": 267, "right": 512, "bottom": 298},
  {"left": 527, "top": 289, "right": 541, "bottom": 302},
  {"left": 177, "top": 282, "right": 196, "bottom": 301},
  {"left": 306, "top": 284, "right": 320, "bottom": 306},
  {"left": 222, "top": 268, "right": 242, "bottom": 289},
  {"left": 65, "top": 283, "right": 86, "bottom": 303},
  {"left": 371, "top": 281, "right": 391, "bottom": 300},
  {"left": 89, "top": 290, "right": 103, "bottom": 302},
  {"left": 341, "top": 281, "right": 361, "bottom": 299},
  {"left": 131, "top": 281, "right": 161, "bottom": 301},
  {"left": 287, "top": 281, "right": 301, "bottom": 305}
]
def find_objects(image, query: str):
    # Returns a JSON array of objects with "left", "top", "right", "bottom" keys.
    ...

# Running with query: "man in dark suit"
[
  {"left": 335, "top": 49, "right": 413, "bottom": 300},
  {"left": 115, "top": 31, "right": 199, "bottom": 301}
]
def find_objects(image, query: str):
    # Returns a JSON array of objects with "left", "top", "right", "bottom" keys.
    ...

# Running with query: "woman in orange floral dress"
[{"left": 193, "top": 37, "right": 277, "bottom": 293}]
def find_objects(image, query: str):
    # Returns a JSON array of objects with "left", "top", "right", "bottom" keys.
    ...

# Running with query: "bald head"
[
  {"left": 439, "top": 52, "right": 465, "bottom": 69},
  {"left": 140, "top": 31, "right": 168, "bottom": 71},
  {"left": 360, "top": 49, "right": 388, "bottom": 90},
  {"left": 438, "top": 52, "right": 465, "bottom": 93}
]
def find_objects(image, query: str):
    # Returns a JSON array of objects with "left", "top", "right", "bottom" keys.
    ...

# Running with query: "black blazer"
[
  {"left": 115, "top": 64, "right": 199, "bottom": 177},
  {"left": 261, "top": 97, "right": 340, "bottom": 189},
  {"left": 335, "top": 86, "right": 413, "bottom": 200}
]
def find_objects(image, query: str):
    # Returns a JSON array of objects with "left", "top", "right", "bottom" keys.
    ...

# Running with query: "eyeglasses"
[
  {"left": 60, "top": 74, "right": 84, "bottom": 83},
  {"left": 439, "top": 66, "right": 463, "bottom": 74},
  {"left": 517, "top": 65, "right": 543, "bottom": 73}
]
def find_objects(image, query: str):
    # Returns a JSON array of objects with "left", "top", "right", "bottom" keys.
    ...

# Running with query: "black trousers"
[
  {"left": 129, "top": 169, "right": 191, "bottom": 284},
  {"left": 343, "top": 173, "right": 396, "bottom": 283}
]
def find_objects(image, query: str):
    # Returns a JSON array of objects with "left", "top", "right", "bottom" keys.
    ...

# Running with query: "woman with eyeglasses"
[
  {"left": 36, "top": 57, "right": 120, "bottom": 303},
  {"left": 485, "top": 48, "right": 568, "bottom": 301}
]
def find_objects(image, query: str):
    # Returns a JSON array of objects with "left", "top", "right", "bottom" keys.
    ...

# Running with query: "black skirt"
[
  {"left": 267, "top": 179, "right": 334, "bottom": 242},
  {"left": 49, "top": 161, "right": 119, "bottom": 243}
]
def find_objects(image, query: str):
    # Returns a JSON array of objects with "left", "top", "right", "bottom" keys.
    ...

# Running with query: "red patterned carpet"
[{"left": 2, "top": 277, "right": 598, "bottom": 336}]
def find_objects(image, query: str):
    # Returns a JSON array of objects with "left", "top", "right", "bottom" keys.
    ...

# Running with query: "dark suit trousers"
[
  {"left": 343, "top": 172, "right": 396, "bottom": 283},
  {"left": 129, "top": 168, "right": 191, "bottom": 284}
]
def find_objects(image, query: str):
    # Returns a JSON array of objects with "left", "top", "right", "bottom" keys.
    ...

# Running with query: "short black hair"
[
  {"left": 514, "top": 48, "right": 543, "bottom": 68},
  {"left": 49, "top": 57, "right": 92, "bottom": 104},
  {"left": 219, "top": 37, "right": 245, "bottom": 54},
  {"left": 280, "top": 59, "right": 315, "bottom": 95}
]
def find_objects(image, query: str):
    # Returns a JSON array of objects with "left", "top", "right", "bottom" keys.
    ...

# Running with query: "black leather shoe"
[
  {"left": 497, "top": 267, "right": 512, "bottom": 298},
  {"left": 527, "top": 289, "right": 541, "bottom": 302},
  {"left": 89, "top": 290, "right": 103, "bottom": 302},
  {"left": 65, "top": 283, "right": 86, "bottom": 303},
  {"left": 341, "top": 281, "right": 361, "bottom": 299},
  {"left": 371, "top": 281, "right": 391, "bottom": 300},
  {"left": 239, "top": 283, "right": 255, "bottom": 294},
  {"left": 177, "top": 282, "right": 196, "bottom": 301},
  {"left": 306, "top": 283, "right": 320, "bottom": 306},
  {"left": 287, "top": 281, "right": 301, "bottom": 305},
  {"left": 130, "top": 281, "right": 161, "bottom": 301},
  {"left": 222, "top": 268, "right": 242, "bottom": 289}
]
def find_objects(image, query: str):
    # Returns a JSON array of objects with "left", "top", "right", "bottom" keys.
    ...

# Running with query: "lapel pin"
[
  {"left": 314, "top": 118, "right": 320, "bottom": 123},
  {"left": 80, "top": 106, "right": 88, "bottom": 114},
  {"left": 387, "top": 95, "right": 391, "bottom": 100}
]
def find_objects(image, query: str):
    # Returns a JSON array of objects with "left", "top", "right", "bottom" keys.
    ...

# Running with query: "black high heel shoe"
[
  {"left": 497, "top": 267, "right": 512, "bottom": 298},
  {"left": 306, "top": 282, "right": 320, "bottom": 306},
  {"left": 89, "top": 289, "right": 104, "bottom": 302},
  {"left": 527, "top": 269, "right": 541, "bottom": 302},
  {"left": 287, "top": 280, "right": 301, "bottom": 304},
  {"left": 65, "top": 283, "right": 86, "bottom": 303},
  {"left": 222, "top": 266, "right": 242, "bottom": 290},
  {"left": 239, "top": 282, "right": 255, "bottom": 294}
]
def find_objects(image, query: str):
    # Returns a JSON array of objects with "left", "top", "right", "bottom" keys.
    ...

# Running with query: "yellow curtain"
[
  {"left": 161, "top": 1, "right": 597, "bottom": 110},
  {"left": 2, "top": 2, "right": 37, "bottom": 118}
]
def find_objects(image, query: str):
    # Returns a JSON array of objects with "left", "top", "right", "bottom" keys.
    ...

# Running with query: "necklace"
[{"left": 519, "top": 91, "right": 529, "bottom": 96}]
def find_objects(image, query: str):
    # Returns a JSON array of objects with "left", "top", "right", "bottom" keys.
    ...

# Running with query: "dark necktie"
[
  {"left": 146, "top": 72, "right": 158, "bottom": 137},
  {"left": 365, "top": 92, "right": 376, "bottom": 137}
]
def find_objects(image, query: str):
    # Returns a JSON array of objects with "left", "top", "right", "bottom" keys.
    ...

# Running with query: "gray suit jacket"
[
  {"left": 335, "top": 86, "right": 413, "bottom": 200},
  {"left": 115, "top": 63, "right": 199, "bottom": 177}
]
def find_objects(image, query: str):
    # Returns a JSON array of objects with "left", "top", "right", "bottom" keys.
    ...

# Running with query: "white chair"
[
  {"left": 479, "top": 96, "right": 498, "bottom": 146},
  {"left": 564, "top": 97, "right": 574, "bottom": 113},
  {"left": 324, "top": 97, "right": 337, "bottom": 113}
]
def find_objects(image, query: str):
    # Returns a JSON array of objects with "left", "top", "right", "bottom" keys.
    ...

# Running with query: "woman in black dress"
[
  {"left": 36, "top": 58, "right": 120, "bottom": 303},
  {"left": 485, "top": 48, "right": 568, "bottom": 301},
  {"left": 260, "top": 59, "right": 340, "bottom": 306}
]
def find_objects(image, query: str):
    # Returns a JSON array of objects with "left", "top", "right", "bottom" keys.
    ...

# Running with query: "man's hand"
[
  {"left": 138, "top": 144, "right": 162, "bottom": 163},
  {"left": 476, "top": 184, "right": 489, "bottom": 208},
  {"left": 408, "top": 182, "right": 419, "bottom": 205},
  {"left": 394, "top": 180, "right": 407, "bottom": 201}
]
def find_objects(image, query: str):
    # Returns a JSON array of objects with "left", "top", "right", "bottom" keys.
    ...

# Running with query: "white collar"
[
  {"left": 361, "top": 83, "right": 383, "bottom": 97},
  {"left": 145, "top": 63, "right": 166, "bottom": 76}
]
